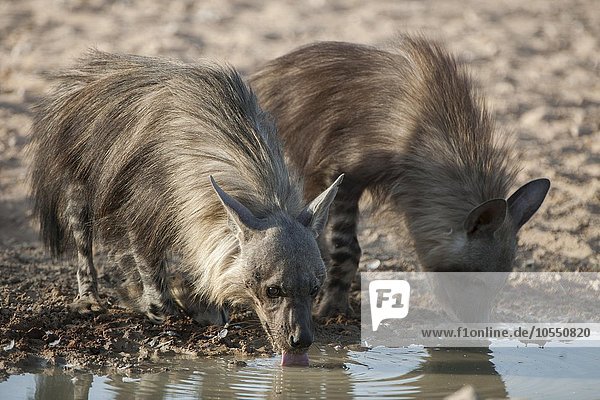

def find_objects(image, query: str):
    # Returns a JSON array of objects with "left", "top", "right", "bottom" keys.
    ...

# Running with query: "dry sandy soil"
[{"left": 0, "top": 0, "right": 598, "bottom": 377}]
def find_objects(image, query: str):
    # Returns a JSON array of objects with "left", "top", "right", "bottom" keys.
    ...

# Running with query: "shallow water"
[{"left": 1, "top": 346, "right": 599, "bottom": 399}]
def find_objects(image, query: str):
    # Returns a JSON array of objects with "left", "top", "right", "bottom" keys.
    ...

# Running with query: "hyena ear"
[
  {"left": 507, "top": 178, "right": 550, "bottom": 231},
  {"left": 210, "top": 176, "right": 266, "bottom": 239},
  {"left": 464, "top": 198, "right": 507, "bottom": 236},
  {"left": 297, "top": 174, "right": 344, "bottom": 237}
]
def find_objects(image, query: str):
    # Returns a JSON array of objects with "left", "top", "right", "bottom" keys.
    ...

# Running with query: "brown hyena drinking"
[
  {"left": 28, "top": 51, "right": 342, "bottom": 365},
  {"left": 251, "top": 35, "right": 550, "bottom": 317}
]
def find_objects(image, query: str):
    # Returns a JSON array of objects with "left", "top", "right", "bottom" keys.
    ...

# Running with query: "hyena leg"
[
  {"left": 316, "top": 182, "right": 362, "bottom": 317},
  {"left": 127, "top": 234, "right": 177, "bottom": 323},
  {"left": 65, "top": 183, "right": 103, "bottom": 313},
  {"left": 170, "top": 273, "right": 228, "bottom": 325},
  {"left": 108, "top": 243, "right": 143, "bottom": 305}
]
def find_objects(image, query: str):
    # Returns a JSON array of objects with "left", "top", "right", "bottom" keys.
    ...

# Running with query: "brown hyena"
[
  {"left": 251, "top": 36, "right": 550, "bottom": 317},
  {"left": 28, "top": 50, "right": 343, "bottom": 365}
]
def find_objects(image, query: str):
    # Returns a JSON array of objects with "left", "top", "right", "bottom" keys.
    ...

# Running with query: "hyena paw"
[
  {"left": 315, "top": 296, "right": 352, "bottom": 318},
  {"left": 143, "top": 300, "right": 180, "bottom": 324},
  {"left": 145, "top": 303, "right": 168, "bottom": 324},
  {"left": 188, "top": 304, "right": 228, "bottom": 326},
  {"left": 69, "top": 293, "right": 104, "bottom": 314}
]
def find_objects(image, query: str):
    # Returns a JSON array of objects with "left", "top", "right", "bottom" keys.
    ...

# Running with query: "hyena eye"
[
  {"left": 309, "top": 286, "right": 319, "bottom": 297},
  {"left": 266, "top": 286, "right": 282, "bottom": 298}
]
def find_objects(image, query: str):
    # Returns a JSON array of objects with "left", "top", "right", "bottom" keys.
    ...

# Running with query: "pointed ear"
[
  {"left": 297, "top": 174, "right": 344, "bottom": 237},
  {"left": 210, "top": 176, "right": 266, "bottom": 239},
  {"left": 507, "top": 178, "right": 550, "bottom": 231},
  {"left": 464, "top": 198, "right": 507, "bottom": 236}
]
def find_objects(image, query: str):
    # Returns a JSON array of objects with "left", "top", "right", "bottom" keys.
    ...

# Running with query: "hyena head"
[
  {"left": 210, "top": 175, "right": 343, "bottom": 364},
  {"left": 418, "top": 178, "right": 551, "bottom": 273},
  {"left": 418, "top": 179, "right": 550, "bottom": 323}
]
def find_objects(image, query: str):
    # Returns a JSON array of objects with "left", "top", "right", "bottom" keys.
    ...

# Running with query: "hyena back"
[
  {"left": 29, "top": 51, "right": 341, "bottom": 361},
  {"left": 251, "top": 36, "right": 550, "bottom": 316}
]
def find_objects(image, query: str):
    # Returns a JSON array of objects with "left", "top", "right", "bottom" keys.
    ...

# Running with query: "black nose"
[{"left": 290, "top": 330, "right": 313, "bottom": 349}]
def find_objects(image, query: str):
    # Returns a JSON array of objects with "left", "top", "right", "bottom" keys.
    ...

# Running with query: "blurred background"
[{"left": 0, "top": 0, "right": 598, "bottom": 274}]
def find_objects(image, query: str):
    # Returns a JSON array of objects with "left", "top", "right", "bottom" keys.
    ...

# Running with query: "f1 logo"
[{"left": 369, "top": 280, "right": 410, "bottom": 331}]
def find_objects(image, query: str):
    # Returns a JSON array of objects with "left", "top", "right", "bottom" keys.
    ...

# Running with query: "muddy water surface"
[{"left": 2, "top": 346, "right": 599, "bottom": 399}]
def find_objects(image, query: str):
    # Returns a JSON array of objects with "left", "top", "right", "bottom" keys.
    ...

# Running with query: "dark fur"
[{"left": 251, "top": 36, "right": 550, "bottom": 316}]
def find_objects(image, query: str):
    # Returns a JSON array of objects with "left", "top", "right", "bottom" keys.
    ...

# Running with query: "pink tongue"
[{"left": 281, "top": 352, "right": 309, "bottom": 367}]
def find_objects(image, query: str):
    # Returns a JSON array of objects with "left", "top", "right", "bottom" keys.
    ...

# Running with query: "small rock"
[
  {"left": 346, "top": 344, "right": 370, "bottom": 352},
  {"left": 570, "top": 124, "right": 592, "bottom": 137},
  {"left": 227, "top": 359, "right": 247, "bottom": 367},
  {"left": 106, "top": 338, "right": 139, "bottom": 353},
  {"left": 2, "top": 340, "right": 15, "bottom": 351},
  {"left": 216, "top": 328, "right": 228, "bottom": 340},
  {"left": 445, "top": 385, "right": 480, "bottom": 400},
  {"left": 365, "top": 259, "right": 381, "bottom": 270},
  {"left": 264, "top": 32, "right": 282, "bottom": 40},
  {"left": 309, "top": 362, "right": 347, "bottom": 370},
  {"left": 25, "top": 328, "right": 45, "bottom": 340},
  {"left": 44, "top": 332, "right": 59, "bottom": 343},
  {"left": 162, "top": 330, "right": 180, "bottom": 338},
  {"left": 524, "top": 259, "right": 535, "bottom": 267}
]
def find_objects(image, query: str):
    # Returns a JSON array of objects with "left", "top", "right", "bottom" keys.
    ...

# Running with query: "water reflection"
[
  {"left": 2, "top": 346, "right": 600, "bottom": 399},
  {"left": 412, "top": 348, "right": 508, "bottom": 399},
  {"left": 34, "top": 372, "right": 92, "bottom": 400}
]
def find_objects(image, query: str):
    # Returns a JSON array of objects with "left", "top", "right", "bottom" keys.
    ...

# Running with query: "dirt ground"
[{"left": 0, "top": 0, "right": 598, "bottom": 378}]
